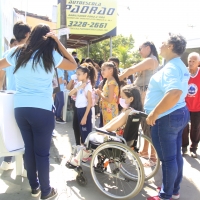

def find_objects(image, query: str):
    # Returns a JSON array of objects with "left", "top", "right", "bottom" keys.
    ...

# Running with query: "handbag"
[{"left": 53, "top": 68, "right": 61, "bottom": 94}]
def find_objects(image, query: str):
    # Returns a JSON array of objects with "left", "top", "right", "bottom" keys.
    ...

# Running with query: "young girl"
[
  {"left": 66, "top": 74, "right": 83, "bottom": 145},
  {"left": 67, "top": 85, "right": 143, "bottom": 167},
  {"left": 96, "top": 62, "right": 120, "bottom": 125},
  {"left": 103, "top": 84, "right": 143, "bottom": 134},
  {"left": 69, "top": 63, "right": 97, "bottom": 143}
]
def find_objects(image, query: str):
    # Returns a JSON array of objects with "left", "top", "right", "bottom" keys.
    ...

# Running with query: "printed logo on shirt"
[
  {"left": 188, "top": 83, "right": 198, "bottom": 96},
  {"left": 184, "top": 73, "right": 189, "bottom": 77},
  {"left": 82, "top": 127, "right": 87, "bottom": 131}
]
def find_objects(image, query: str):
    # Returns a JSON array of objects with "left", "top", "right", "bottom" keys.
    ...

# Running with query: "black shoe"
[
  {"left": 56, "top": 118, "right": 66, "bottom": 124},
  {"left": 31, "top": 187, "right": 41, "bottom": 197},
  {"left": 40, "top": 188, "right": 57, "bottom": 200}
]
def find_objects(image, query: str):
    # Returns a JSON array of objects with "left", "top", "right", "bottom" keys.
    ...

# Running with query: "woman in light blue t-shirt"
[
  {"left": 0, "top": 24, "right": 76, "bottom": 199},
  {"left": 144, "top": 34, "right": 190, "bottom": 200}
]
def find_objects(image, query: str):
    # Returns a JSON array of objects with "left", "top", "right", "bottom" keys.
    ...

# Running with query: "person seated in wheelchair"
[{"left": 68, "top": 84, "right": 143, "bottom": 167}]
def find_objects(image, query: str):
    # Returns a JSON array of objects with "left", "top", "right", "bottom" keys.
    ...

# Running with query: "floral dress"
[{"left": 101, "top": 79, "right": 119, "bottom": 125}]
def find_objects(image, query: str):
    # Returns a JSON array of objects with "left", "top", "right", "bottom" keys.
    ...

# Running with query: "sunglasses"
[{"left": 138, "top": 45, "right": 148, "bottom": 51}]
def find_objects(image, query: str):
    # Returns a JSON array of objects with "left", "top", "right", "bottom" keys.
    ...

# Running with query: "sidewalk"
[{"left": 0, "top": 120, "right": 200, "bottom": 200}]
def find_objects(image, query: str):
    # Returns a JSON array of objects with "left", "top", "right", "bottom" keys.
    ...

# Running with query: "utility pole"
[{"left": 60, "top": 0, "right": 67, "bottom": 47}]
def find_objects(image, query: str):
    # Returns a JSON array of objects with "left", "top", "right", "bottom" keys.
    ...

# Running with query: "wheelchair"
[{"left": 66, "top": 110, "right": 160, "bottom": 200}]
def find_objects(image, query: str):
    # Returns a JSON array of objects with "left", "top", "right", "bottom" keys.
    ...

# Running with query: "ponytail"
[
  {"left": 143, "top": 41, "right": 160, "bottom": 63},
  {"left": 88, "top": 64, "right": 97, "bottom": 87},
  {"left": 78, "top": 63, "right": 97, "bottom": 87}
]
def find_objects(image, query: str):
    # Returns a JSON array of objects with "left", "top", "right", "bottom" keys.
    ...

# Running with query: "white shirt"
[{"left": 75, "top": 82, "right": 92, "bottom": 108}]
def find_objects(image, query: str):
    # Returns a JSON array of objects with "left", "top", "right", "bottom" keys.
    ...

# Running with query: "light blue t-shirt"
[
  {"left": 2, "top": 50, "right": 16, "bottom": 90},
  {"left": 57, "top": 68, "right": 65, "bottom": 91},
  {"left": 144, "top": 57, "right": 190, "bottom": 119},
  {"left": 5, "top": 47, "right": 63, "bottom": 111}
]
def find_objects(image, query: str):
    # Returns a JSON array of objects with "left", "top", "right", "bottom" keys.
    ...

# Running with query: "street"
[{"left": 0, "top": 119, "right": 200, "bottom": 200}]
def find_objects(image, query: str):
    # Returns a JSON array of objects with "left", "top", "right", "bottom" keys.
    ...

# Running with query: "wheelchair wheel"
[
  {"left": 136, "top": 134, "right": 160, "bottom": 180},
  {"left": 90, "top": 142, "right": 145, "bottom": 200}
]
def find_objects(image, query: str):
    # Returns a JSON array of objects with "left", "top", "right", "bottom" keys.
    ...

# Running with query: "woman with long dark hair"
[
  {"left": 119, "top": 41, "right": 159, "bottom": 164},
  {"left": 0, "top": 24, "right": 76, "bottom": 199}
]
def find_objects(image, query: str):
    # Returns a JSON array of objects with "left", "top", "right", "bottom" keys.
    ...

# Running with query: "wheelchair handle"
[
  {"left": 129, "top": 109, "right": 148, "bottom": 118},
  {"left": 138, "top": 112, "right": 148, "bottom": 118}
]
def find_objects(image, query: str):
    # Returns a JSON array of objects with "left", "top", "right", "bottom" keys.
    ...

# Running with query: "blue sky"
[{"left": 12, "top": 0, "right": 200, "bottom": 48}]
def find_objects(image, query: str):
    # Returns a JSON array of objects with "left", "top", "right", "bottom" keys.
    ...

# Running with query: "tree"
[
  {"left": 114, "top": 45, "right": 132, "bottom": 68},
  {"left": 77, "top": 34, "right": 140, "bottom": 67}
]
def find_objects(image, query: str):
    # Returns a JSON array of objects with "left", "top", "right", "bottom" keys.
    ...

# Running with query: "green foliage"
[{"left": 76, "top": 34, "right": 141, "bottom": 67}]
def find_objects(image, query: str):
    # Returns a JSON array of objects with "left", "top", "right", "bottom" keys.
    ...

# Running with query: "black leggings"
[{"left": 72, "top": 101, "right": 83, "bottom": 145}]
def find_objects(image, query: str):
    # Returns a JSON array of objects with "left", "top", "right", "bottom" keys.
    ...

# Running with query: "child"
[
  {"left": 55, "top": 68, "right": 67, "bottom": 124},
  {"left": 96, "top": 62, "right": 120, "bottom": 125},
  {"left": 66, "top": 74, "right": 83, "bottom": 145},
  {"left": 67, "top": 85, "right": 143, "bottom": 167},
  {"left": 69, "top": 63, "right": 97, "bottom": 143}
]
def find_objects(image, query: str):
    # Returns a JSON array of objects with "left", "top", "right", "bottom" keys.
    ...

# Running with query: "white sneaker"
[
  {"left": 52, "top": 130, "right": 57, "bottom": 137},
  {"left": 0, "top": 161, "right": 14, "bottom": 171}
]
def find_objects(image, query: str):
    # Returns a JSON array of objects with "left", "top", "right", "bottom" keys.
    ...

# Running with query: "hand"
[
  {"left": 77, "top": 83, "right": 86, "bottom": 90},
  {"left": 146, "top": 110, "right": 159, "bottom": 126},
  {"left": 95, "top": 89, "right": 102, "bottom": 96},
  {"left": 119, "top": 69, "right": 128, "bottom": 80},
  {"left": 63, "top": 80, "right": 67, "bottom": 84},
  {"left": 80, "top": 116, "right": 87, "bottom": 125},
  {"left": 45, "top": 32, "right": 59, "bottom": 43}
]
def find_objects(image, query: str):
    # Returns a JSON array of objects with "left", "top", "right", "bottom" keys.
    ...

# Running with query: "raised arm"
[
  {"left": 119, "top": 58, "right": 157, "bottom": 80},
  {"left": 56, "top": 40, "right": 77, "bottom": 70},
  {"left": 46, "top": 32, "right": 77, "bottom": 70}
]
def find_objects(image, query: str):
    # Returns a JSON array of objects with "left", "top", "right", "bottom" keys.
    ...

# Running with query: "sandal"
[
  {"left": 138, "top": 152, "right": 149, "bottom": 159},
  {"left": 143, "top": 159, "right": 156, "bottom": 167}
]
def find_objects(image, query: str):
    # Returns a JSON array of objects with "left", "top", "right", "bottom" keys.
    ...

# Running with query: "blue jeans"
[
  {"left": 15, "top": 107, "right": 54, "bottom": 196},
  {"left": 151, "top": 106, "right": 189, "bottom": 200}
]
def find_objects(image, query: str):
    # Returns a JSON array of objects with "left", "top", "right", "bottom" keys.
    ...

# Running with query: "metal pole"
[
  {"left": 87, "top": 41, "right": 90, "bottom": 57},
  {"left": 110, "top": 36, "right": 112, "bottom": 57},
  {"left": 60, "top": 0, "right": 67, "bottom": 47},
  {"left": 24, "top": 0, "right": 28, "bottom": 23}
]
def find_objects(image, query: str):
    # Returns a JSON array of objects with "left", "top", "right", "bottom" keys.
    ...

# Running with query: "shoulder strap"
[{"left": 55, "top": 67, "right": 61, "bottom": 91}]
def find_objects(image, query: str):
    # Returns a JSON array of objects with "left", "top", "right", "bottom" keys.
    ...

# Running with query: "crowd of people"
[{"left": 0, "top": 21, "right": 200, "bottom": 200}]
